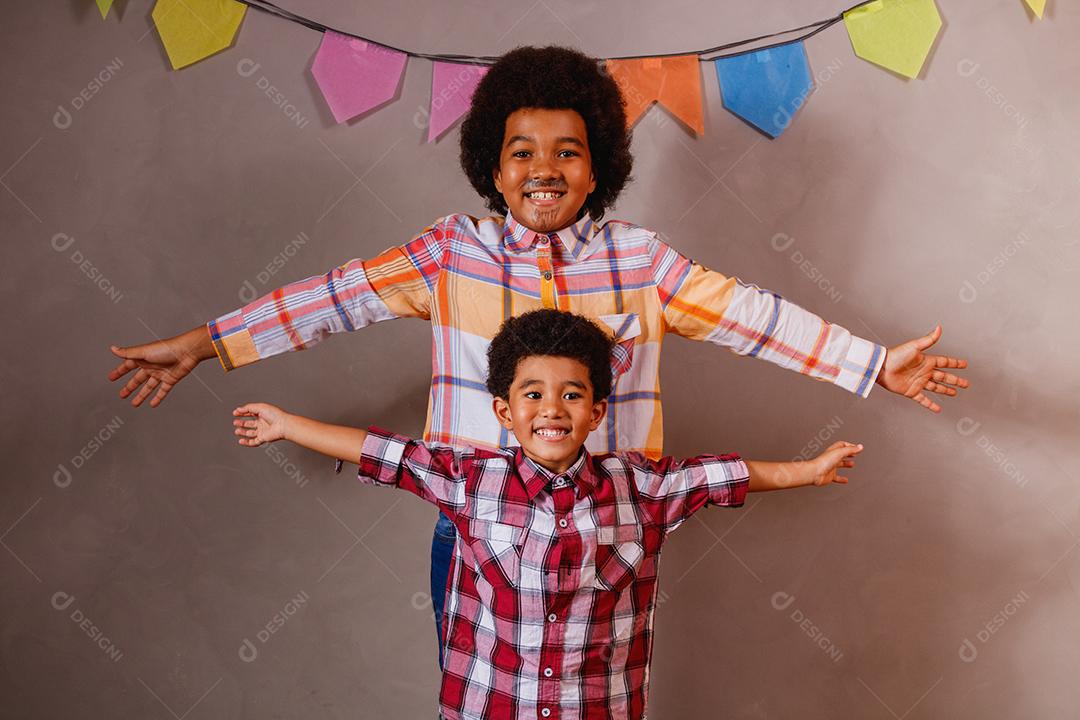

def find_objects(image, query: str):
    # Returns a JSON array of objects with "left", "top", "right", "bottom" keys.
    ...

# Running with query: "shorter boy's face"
[
  {"left": 493, "top": 108, "right": 597, "bottom": 234},
  {"left": 492, "top": 355, "right": 607, "bottom": 475}
]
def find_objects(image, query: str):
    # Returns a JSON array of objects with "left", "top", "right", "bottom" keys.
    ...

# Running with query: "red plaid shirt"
[{"left": 356, "top": 426, "right": 749, "bottom": 720}]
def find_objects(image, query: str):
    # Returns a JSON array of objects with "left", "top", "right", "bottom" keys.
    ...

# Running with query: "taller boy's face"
[
  {"left": 492, "top": 355, "right": 607, "bottom": 475},
  {"left": 492, "top": 108, "right": 597, "bottom": 234}
]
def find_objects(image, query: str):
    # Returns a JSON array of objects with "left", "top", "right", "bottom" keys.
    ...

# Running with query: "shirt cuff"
[
  {"left": 834, "top": 335, "right": 886, "bottom": 399},
  {"left": 207, "top": 311, "right": 259, "bottom": 372},
  {"left": 357, "top": 425, "right": 412, "bottom": 486},
  {"left": 707, "top": 455, "right": 750, "bottom": 508}
]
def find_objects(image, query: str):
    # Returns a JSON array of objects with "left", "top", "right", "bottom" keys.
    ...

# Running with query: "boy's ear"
[
  {"left": 588, "top": 168, "right": 596, "bottom": 195},
  {"left": 589, "top": 398, "right": 607, "bottom": 431},
  {"left": 493, "top": 167, "right": 502, "bottom": 194},
  {"left": 492, "top": 396, "right": 514, "bottom": 429}
]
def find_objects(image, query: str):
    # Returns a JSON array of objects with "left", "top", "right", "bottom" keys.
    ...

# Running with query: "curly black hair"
[
  {"left": 486, "top": 309, "right": 615, "bottom": 401},
  {"left": 459, "top": 45, "right": 634, "bottom": 223}
]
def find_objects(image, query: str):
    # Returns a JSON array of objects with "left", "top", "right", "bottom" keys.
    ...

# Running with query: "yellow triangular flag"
[
  {"left": 151, "top": 0, "right": 247, "bottom": 70},
  {"left": 843, "top": 0, "right": 943, "bottom": 79},
  {"left": 1024, "top": 0, "right": 1045, "bottom": 19},
  {"left": 96, "top": 0, "right": 113, "bottom": 19}
]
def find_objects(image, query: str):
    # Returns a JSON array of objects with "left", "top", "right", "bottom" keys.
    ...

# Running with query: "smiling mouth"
[
  {"left": 534, "top": 427, "right": 570, "bottom": 441},
  {"left": 524, "top": 190, "right": 566, "bottom": 202}
]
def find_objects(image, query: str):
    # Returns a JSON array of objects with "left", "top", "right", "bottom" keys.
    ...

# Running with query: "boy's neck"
[{"left": 521, "top": 444, "right": 586, "bottom": 476}]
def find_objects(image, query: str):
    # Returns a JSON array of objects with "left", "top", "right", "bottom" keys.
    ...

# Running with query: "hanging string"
[{"left": 232, "top": 0, "right": 881, "bottom": 64}]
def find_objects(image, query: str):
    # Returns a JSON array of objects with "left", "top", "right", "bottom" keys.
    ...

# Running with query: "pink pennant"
[
  {"left": 427, "top": 62, "right": 489, "bottom": 142},
  {"left": 311, "top": 31, "right": 407, "bottom": 124}
]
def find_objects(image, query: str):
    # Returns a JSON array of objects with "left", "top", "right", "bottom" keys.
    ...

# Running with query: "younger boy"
[{"left": 231, "top": 309, "right": 864, "bottom": 720}]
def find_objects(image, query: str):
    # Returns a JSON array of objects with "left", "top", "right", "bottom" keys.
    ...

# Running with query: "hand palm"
[
  {"left": 108, "top": 338, "right": 199, "bottom": 407},
  {"left": 878, "top": 325, "right": 969, "bottom": 413}
]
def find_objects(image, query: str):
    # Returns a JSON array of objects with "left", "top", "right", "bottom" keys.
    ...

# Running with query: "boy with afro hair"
[
  {"left": 110, "top": 45, "right": 969, "bottom": 671},
  {"left": 230, "top": 308, "right": 866, "bottom": 720}
]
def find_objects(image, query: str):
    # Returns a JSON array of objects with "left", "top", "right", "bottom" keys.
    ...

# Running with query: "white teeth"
[
  {"left": 526, "top": 191, "right": 562, "bottom": 200},
  {"left": 536, "top": 428, "right": 567, "bottom": 438}
]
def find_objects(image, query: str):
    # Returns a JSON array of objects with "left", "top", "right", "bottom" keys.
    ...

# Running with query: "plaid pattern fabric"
[
  {"left": 209, "top": 211, "right": 885, "bottom": 457},
  {"left": 357, "top": 426, "right": 750, "bottom": 720}
]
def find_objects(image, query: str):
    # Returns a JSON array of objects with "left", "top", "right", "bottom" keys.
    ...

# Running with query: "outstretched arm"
[
  {"left": 649, "top": 235, "right": 968, "bottom": 412},
  {"left": 107, "top": 218, "right": 447, "bottom": 408},
  {"left": 746, "top": 441, "right": 863, "bottom": 492},
  {"left": 232, "top": 402, "right": 367, "bottom": 464}
]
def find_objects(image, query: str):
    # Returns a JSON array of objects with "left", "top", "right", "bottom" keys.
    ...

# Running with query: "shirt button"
[
  {"left": 544, "top": 667, "right": 554, "bottom": 677},
  {"left": 543, "top": 271, "right": 552, "bottom": 281},
  {"left": 558, "top": 518, "right": 568, "bottom": 528},
  {"left": 541, "top": 709, "right": 551, "bottom": 717},
  {"left": 548, "top": 613, "right": 557, "bottom": 622}
]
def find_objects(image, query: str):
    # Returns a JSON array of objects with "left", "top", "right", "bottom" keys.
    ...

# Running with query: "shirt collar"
[
  {"left": 502, "top": 209, "right": 596, "bottom": 262},
  {"left": 515, "top": 446, "right": 600, "bottom": 501}
]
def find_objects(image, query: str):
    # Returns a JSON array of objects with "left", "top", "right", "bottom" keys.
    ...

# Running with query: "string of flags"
[{"left": 95, "top": 0, "right": 1049, "bottom": 141}]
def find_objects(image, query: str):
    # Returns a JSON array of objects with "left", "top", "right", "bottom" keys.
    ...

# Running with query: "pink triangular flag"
[
  {"left": 427, "top": 62, "right": 489, "bottom": 142},
  {"left": 311, "top": 31, "right": 407, "bottom": 124}
]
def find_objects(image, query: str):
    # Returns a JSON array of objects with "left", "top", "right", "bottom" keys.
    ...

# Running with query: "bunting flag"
[
  {"left": 151, "top": 0, "right": 246, "bottom": 70},
  {"left": 427, "top": 62, "right": 489, "bottom": 143},
  {"left": 116, "top": 0, "right": 1051, "bottom": 142},
  {"left": 843, "top": 0, "right": 943, "bottom": 79},
  {"left": 604, "top": 55, "right": 704, "bottom": 135},
  {"left": 311, "top": 32, "right": 408, "bottom": 124},
  {"left": 96, "top": 0, "right": 113, "bottom": 19},
  {"left": 715, "top": 42, "right": 814, "bottom": 138}
]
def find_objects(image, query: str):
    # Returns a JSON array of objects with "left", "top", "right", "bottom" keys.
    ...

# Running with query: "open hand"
[
  {"left": 107, "top": 327, "right": 209, "bottom": 408},
  {"left": 809, "top": 441, "right": 864, "bottom": 486},
  {"left": 876, "top": 325, "right": 970, "bottom": 413},
  {"left": 233, "top": 403, "right": 289, "bottom": 446}
]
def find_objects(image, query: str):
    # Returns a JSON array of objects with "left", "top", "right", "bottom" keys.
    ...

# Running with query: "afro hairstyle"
[
  {"left": 459, "top": 45, "right": 634, "bottom": 223},
  {"left": 486, "top": 309, "right": 616, "bottom": 402}
]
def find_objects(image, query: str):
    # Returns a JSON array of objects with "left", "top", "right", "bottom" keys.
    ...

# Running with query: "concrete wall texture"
[{"left": 2, "top": 1, "right": 1077, "bottom": 717}]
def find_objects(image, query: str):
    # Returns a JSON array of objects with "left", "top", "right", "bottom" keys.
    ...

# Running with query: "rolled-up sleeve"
[
  {"left": 649, "top": 234, "right": 886, "bottom": 398},
  {"left": 356, "top": 426, "right": 468, "bottom": 520},
  {"left": 623, "top": 451, "right": 750, "bottom": 535}
]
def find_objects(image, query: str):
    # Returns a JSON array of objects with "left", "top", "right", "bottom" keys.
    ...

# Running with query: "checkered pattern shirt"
[
  {"left": 209, "top": 211, "right": 885, "bottom": 457},
  {"left": 356, "top": 425, "right": 750, "bottom": 720}
]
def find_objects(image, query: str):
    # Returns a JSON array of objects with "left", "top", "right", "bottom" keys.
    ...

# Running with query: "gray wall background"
[{"left": 2, "top": 1, "right": 1078, "bottom": 717}]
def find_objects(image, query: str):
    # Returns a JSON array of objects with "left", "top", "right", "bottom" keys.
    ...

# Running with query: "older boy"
[
  {"left": 231, "top": 309, "right": 865, "bottom": 720},
  {"left": 109, "top": 45, "right": 967, "bottom": 668}
]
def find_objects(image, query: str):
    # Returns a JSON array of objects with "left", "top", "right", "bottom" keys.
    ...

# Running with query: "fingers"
[
  {"left": 925, "top": 381, "right": 957, "bottom": 396},
  {"left": 932, "top": 354, "right": 968, "bottom": 370},
  {"left": 131, "top": 376, "right": 159, "bottom": 407},
  {"left": 931, "top": 370, "right": 970, "bottom": 388},
  {"left": 913, "top": 325, "right": 942, "bottom": 351},
  {"left": 912, "top": 392, "right": 942, "bottom": 413}
]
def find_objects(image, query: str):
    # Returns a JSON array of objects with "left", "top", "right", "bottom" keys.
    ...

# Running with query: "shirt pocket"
[
  {"left": 597, "top": 313, "right": 642, "bottom": 383},
  {"left": 467, "top": 519, "right": 527, "bottom": 589},
  {"left": 593, "top": 523, "right": 645, "bottom": 594}
]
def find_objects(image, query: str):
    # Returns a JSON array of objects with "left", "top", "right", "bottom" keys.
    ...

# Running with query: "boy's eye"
[
  {"left": 559, "top": 150, "right": 578, "bottom": 157},
  {"left": 524, "top": 391, "right": 542, "bottom": 399},
  {"left": 512, "top": 150, "right": 530, "bottom": 158},
  {"left": 563, "top": 392, "right": 581, "bottom": 400}
]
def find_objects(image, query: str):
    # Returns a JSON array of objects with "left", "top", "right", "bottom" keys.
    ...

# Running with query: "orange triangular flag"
[{"left": 604, "top": 55, "right": 704, "bottom": 135}]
